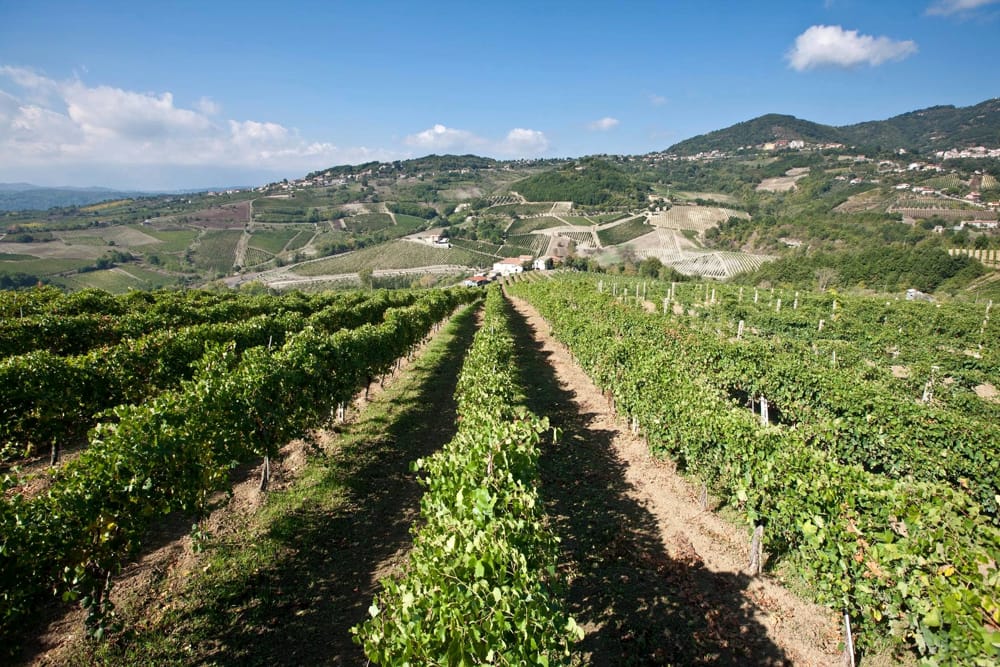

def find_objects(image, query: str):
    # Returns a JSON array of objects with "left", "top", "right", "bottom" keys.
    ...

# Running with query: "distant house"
[
  {"left": 964, "top": 220, "right": 998, "bottom": 230},
  {"left": 492, "top": 257, "right": 529, "bottom": 276},
  {"left": 462, "top": 275, "right": 491, "bottom": 287},
  {"left": 906, "top": 288, "right": 934, "bottom": 302},
  {"left": 533, "top": 256, "right": 557, "bottom": 271}
]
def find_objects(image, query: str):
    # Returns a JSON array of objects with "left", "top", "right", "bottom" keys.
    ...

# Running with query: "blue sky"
[{"left": 0, "top": 0, "right": 998, "bottom": 190}]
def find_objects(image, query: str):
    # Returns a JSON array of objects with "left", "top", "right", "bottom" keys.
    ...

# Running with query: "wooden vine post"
[
  {"left": 842, "top": 612, "right": 856, "bottom": 667},
  {"left": 922, "top": 365, "right": 940, "bottom": 403},
  {"left": 748, "top": 524, "right": 764, "bottom": 575},
  {"left": 260, "top": 335, "right": 274, "bottom": 492}
]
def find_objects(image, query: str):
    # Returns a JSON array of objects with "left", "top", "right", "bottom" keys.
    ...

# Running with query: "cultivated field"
[
  {"left": 507, "top": 216, "right": 564, "bottom": 235},
  {"left": 834, "top": 188, "right": 893, "bottom": 213},
  {"left": 282, "top": 239, "right": 488, "bottom": 277},
  {"left": 756, "top": 167, "right": 810, "bottom": 192},
  {"left": 649, "top": 205, "right": 749, "bottom": 232}
]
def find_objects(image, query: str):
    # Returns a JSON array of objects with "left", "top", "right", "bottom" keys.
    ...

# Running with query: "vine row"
[
  {"left": 510, "top": 275, "right": 999, "bottom": 665},
  {"left": 353, "top": 287, "right": 581, "bottom": 664}
]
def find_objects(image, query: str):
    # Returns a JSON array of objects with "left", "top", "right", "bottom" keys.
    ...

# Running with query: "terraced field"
[
  {"left": 505, "top": 233, "right": 550, "bottom": 256},
  {"left": 596, "top": 217, "right": 651, "bottom": 245},
  {"left": 650, "top": 205, "right": 748, "bottom": 232},
  {"left": 285, "top": 239, "right": 487, "bottom": 276},
  {"left": 507, "top": 216, "right": 564, "bottom": 235},
  {"left": 634, "top": 247, "right": 771, "bottom": 278}
]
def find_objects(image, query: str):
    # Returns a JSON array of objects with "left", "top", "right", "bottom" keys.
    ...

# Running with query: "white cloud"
[
  {"left": 926, "top": 0, "right": 999, "bottom": 15},
  {"left": 587, "top": 117, "right": 620, "bottom": 131},
  {"left": 404, "top": 123, "right": 485, "bottom": 152},
  {"left": 196, "top": 96, "right": 221, "bottom": 115},
  {"left": 648, "top": 94, "right": 667, "bottom": 107},
  {"left": 786, "top": 25, "right": 917, "bottom": 71},
  {"left": 499, "top": 128, "right": 549, "bottom": 155},
  {"left": 64, "top": 84, "right": 212, "bottom": 140},
  {"left": 0, "top": 66, "right": 396, "bottom": 187},
  {"left": 0, "top": 66, "right": 60, "bottom": 95},
  {"left": 404, "top": 123, "right": 549, "bottom": 157}
]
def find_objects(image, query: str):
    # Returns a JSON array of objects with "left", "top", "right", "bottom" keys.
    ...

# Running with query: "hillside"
[
  {"left": 669, "top": 97, "right": 1000, "bottom": 155},
  {"left": 2, "top": 95, "right": 998, "bottom": 296},
  {"left": 667, "top": 114, "right": 843, "bottom": 154},
  {"left": 841, "top": 98, "right": 1000, "bottom": 152},
  {"left": 514, "top": 157, "right": 650, "bottom": 207}
]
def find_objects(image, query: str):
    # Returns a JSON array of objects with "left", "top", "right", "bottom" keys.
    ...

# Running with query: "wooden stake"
[
  {"left": 842, "top": 612, "right": 856, "bottom": 667},
  {"left": 259, "top": 455, "right": 271, "bottom": 492},
  {"left": 748, "top": 525, "right": 764, "bottom": 575}
]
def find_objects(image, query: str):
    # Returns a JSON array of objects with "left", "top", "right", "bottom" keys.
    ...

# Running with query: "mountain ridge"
[{"left": 667, "top": 98, "right": 1000, "bottom": 155}]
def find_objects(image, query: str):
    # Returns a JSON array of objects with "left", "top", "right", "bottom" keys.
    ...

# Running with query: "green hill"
[
  {"left": 514, "top": 157, "right": 649, "bottom": 207},
  {"left": 668, "top": 114, "right": 843, "bottom": 154},
  {"left": 840, "top": 98, "right": 1000, "bottom": 152},
  {"left": 668, "top": 98, "right": 1000, "bottom": 155}
]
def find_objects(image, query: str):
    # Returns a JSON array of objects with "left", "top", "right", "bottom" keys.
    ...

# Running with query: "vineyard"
[
  {"left": 506, "top": 273, "right": 1000, "bottom": 665},
  {"left": 506, "top": 216, "right": 564, "bottom": 235},
  {"left": 2, "top": 275, "right": 998, "bottom": 665},
  {"left": 950, "top": 247, "right": 1000, "bottom": 267},
  {"left": 0, "top": 285, "right": 479, "bottom": 656},
  {"left": 595, "top": 216, "right": 651, "bottom": 246}
]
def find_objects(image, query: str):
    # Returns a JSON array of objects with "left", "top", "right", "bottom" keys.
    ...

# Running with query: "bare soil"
[
  {"left": 975, "top": 382, "right": 999, "bottom": 402},
  {"left": 506, "top": 293, "right": 842, "bottom": 665}
]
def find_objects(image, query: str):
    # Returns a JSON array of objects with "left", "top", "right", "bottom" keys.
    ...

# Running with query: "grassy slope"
[{"left": 292, "top": 240, "right": 487, "bottom": 275}]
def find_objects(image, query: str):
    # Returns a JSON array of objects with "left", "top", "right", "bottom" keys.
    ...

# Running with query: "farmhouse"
[
  {"left": 533, "top": 256, "right": 558, "bottom": 271},
  {"left": 462, "top": 275, "right": 491, "bottom": 287},
  {"left": 492, "top": 256, "right": 532, "bottom": 276}
]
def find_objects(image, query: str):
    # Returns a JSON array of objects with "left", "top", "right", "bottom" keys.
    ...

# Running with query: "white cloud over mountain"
[
  {"left": 0, "top": 67, "right": 553, "bottom": 188},
  {"left": 786, "top": 25, "right": 917, "bottom": 71},
  {"left": 404, "top": 124, "right": 485, "bottom": 152},
  {"left": 404, "top": 123, "right": 549, "bottom": 156},
  {"left": 0, "top": 66, "right": 393, "bottom": 187}
]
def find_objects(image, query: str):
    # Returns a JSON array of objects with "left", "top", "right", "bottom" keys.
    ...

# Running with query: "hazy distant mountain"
[
  {"left": 0, "top": 184, "right": 145, "bottom": 212},
  {"left": 668, "top": 98, "right": 1000, "bottom": 155},
  {"left": 0, "top": 183, "right": 250, "bottom": 212}
]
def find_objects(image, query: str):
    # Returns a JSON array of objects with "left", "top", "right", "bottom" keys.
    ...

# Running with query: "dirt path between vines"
[{"left": 506, "top": 292, "right": 842, "bottom": 666}]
